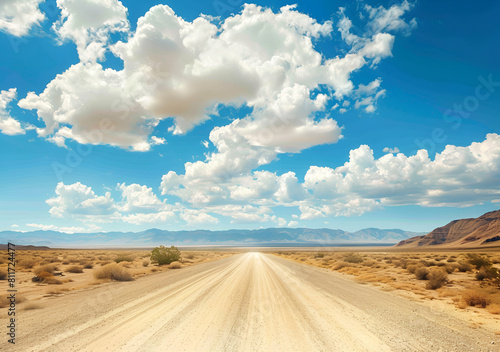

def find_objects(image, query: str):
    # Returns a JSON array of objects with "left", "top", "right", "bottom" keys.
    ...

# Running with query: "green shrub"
[{"left": 150, "top": 245, "right": 181, "bottom": 265}]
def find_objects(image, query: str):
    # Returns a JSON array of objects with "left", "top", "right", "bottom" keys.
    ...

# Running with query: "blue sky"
[{"left": 0, "top": 0, "right": 499, "bottom": 235}]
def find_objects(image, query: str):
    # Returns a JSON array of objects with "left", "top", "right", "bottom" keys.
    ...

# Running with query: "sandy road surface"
[{"left": 7, "top": 253, "right": 499, "bottom": 351}]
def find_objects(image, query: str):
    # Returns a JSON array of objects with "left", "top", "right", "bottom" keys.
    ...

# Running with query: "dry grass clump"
[
  {"left": 18, "top": 259, "right": 36, "bottom": 269},
  {"left": 461, "top": 289, "right": 491, "bottom": 308},
  {"left": 114, "top": 255, "right": 134, "bottom": 263},
  {"left": 487, "top": 303, "right": 500, "bottom": 314},
  {"left": 475, "top": 266, "right": 499, "bottom": 281},
  {"left": 343, "top": 253, "right": 363, "bottom": 264},
  {"left": 168, "top": 261, "right": 182, "bottom": 269},
  {"left": 426, "top": 269, "right": 448, "bottom": 290},
  {"left": 456, "top": 261, "right": 473, "bottom": 272},
  {"left": 66, "top": 265, "right": 84, "bottom": 273},
  {"left": 35, "top": 271, "right": 61, "bottom": 285},
  {"left": 82, "top": 262, "right": 93, "bottom": 269},
  {"left": 94, "top": 263, "right": 133, "bottom": 281},
  {"left": 142, "top": 260, "right": 149, "bottom": 267},
  {"left": 33, "top": 264, "right": 58, "bottom": 275},
  {"left": 414, "top": 267, "right": 430, "bottom": 280}
]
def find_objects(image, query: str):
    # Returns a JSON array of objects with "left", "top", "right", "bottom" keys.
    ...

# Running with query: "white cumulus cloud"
[
  {"left": 0, "top": 88, "right": 25, "bottom": 136},
  {"left": 0, "top": 0, "right": 45, "bottom": 37}
]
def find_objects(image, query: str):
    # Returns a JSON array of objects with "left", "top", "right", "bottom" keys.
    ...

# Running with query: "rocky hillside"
[{"left": 396, "top": 210, "right": 500, "bottom": 248}]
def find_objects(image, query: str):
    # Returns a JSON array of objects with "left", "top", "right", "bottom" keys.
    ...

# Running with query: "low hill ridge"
[{"left": 396, "top": 210, "right": 500, "bottom": 248}]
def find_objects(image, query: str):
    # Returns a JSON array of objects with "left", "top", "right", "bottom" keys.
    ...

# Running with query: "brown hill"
[{"left": 396, "top": 210, "right": 500, "bottom": 248}]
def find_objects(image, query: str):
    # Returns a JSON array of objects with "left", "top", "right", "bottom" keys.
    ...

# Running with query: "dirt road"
[{"left": 8, "top": 253, "right": 499, "bottom": 351}]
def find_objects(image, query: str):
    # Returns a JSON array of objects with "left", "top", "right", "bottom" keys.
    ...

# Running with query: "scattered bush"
[
  {"left": 168, "top": 261, "right": 182, "bottom": 269},
  {"left": 150, "top": 245, "right": 181, "bottom": 265},
  {"left": 343, "top": 253, "right": 363, "bottom": 264},
  {"left": 83, "top": 262, "right": 93, "bottom": 269},
  {"left": 426, "top": 269, "right": 448, "bottom": 289},
  {"left": 475, "top": 266, "right": 499, "bottom": 281},
  {"left": 462, "top": 289, "right": 491, "bottom": 308},
  {"left": 487, "top": 303, "right": 500, "bottom": 314},
  {"left": 114, "top": 255, "right": 134, "bottom": 263},
  {"left": 18, "top": 259, "right": 36, "bottom": 269},
  {"left": 456, "top": 261, "right": 473, "bottom": 272},
  {"left": 33, "top": 264, "right": 58, "bottom": 275},
  {"left": 407, "top": 264, "right": 419, "bottom": 274},
  {"left": 467, "top": 253, "right": 492, "bottom": 270},
  {"left": 444, "top": 265, "right": 456, "bottom": 274},
  {"left": 142, "top": 260, "right": 149, "bottom": 267},
  {"left": 314, "top": 253, "right": 325, "bottom": 259},
  {"left": 415, "top": 267, "right": 430, "bottom": 280},
  {"left": 36, "top": 271, "right": 61, "bottom": 285},
  {"left": 93, "top": 264, "right": 133, "bottom": 281},
  {"left": 66, "top": 265, "right": 83, "bottom": 273}
]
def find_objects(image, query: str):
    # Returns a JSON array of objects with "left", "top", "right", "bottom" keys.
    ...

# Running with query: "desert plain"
[{"left": 1, "top": 247, "right": 500, "bottom": 351}]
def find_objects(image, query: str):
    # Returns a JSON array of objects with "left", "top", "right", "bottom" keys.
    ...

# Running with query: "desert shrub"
[
  {"left": 456, "top": 261, "right": 473, "bottom": 272},
  {"left": 462, "top": 290, "right": 491, "bottom": 308},
  {"left": 419, "top": 260, "right": 433, "bottom": 267},
  {"left": 33, "top": 264, "right": 58, "bottom": 275},
  {"left": 407, "top": 264, "right": 420, "bottom": 274},
  {"left": 487, "top": 303, "right": 500, "bottom": 314},
  {"left": 93, "top": 264, "right": 133, "bottom": 281},
  {"left": 168, "top": 261, "right": 182, "bottom": 269},
  {"left": 142, "top": 260, "right": 149, "bottom": 267},
  {"left": 66, "top": 265, "right": 83, "bottom": 273},
  {"left": 426, "top": 269, "right": 448, "bottom": 289},
  {"left": 467, "top": 254, "right": 492, "bottom": 270},
  {"left": 475, "top": 266, "right": 499, "bottom": 281},
  {"left": 314, "top": 253, "right": 325, "bottom": 259},
  {"left": 150, "top": 245, "right": 181, "bottom": 265},
  {"left": 343, "top": 253, "right": 363, "bottom": 264},
  {"left": 36, "top": 271, "right": 61, "bottom": 284},
  {"left": 18, "top": 259, "right": 36, "bottom": 269},
  {"left": 114, "top": 255, "right": 134, "bottom": 263},
  {"left": 0, "top": 270, "right": 7, "bottom": 280},
  {"left": 415, "top": 267, "right": 430, "bottom": 280},
  {"left": 83, "top": 262, "right": 93, "bottom": 269},
  {"left": 443, "top": 265, "right": 455, "bottom": 274},
  {"left": 186, "top": 254, "right": 195, "bottom": 260},
  {"left": 333, "top": 261, "right": 353, "bottom": 270},
  {"left": 446, "top": 257, "right": 456, "bottom": 262}
]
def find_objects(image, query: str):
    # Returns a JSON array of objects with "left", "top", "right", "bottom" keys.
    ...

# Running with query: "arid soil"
[{"left": 3, "top": 252, "right": 499, "bottom": 351}]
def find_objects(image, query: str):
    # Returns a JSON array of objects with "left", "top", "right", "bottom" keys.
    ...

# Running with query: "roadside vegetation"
[
  {"left": 0, "top": 248, "right": 236, "bottom": 310},
  {"left": 273, "top": 250, "right": 500, "bottom": 315}
]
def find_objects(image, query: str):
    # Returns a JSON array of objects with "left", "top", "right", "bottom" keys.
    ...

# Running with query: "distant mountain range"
[
  {"left": 0, "top": 228, "right": 424, "bottom": 248},
  {"left": 396, "top": 210, "right": 500, "bottom": 248}
]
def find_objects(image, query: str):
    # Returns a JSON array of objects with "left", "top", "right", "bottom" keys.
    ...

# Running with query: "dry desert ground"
[{"left": 1, "top": 248, "right": 499, "bottom": 351}]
